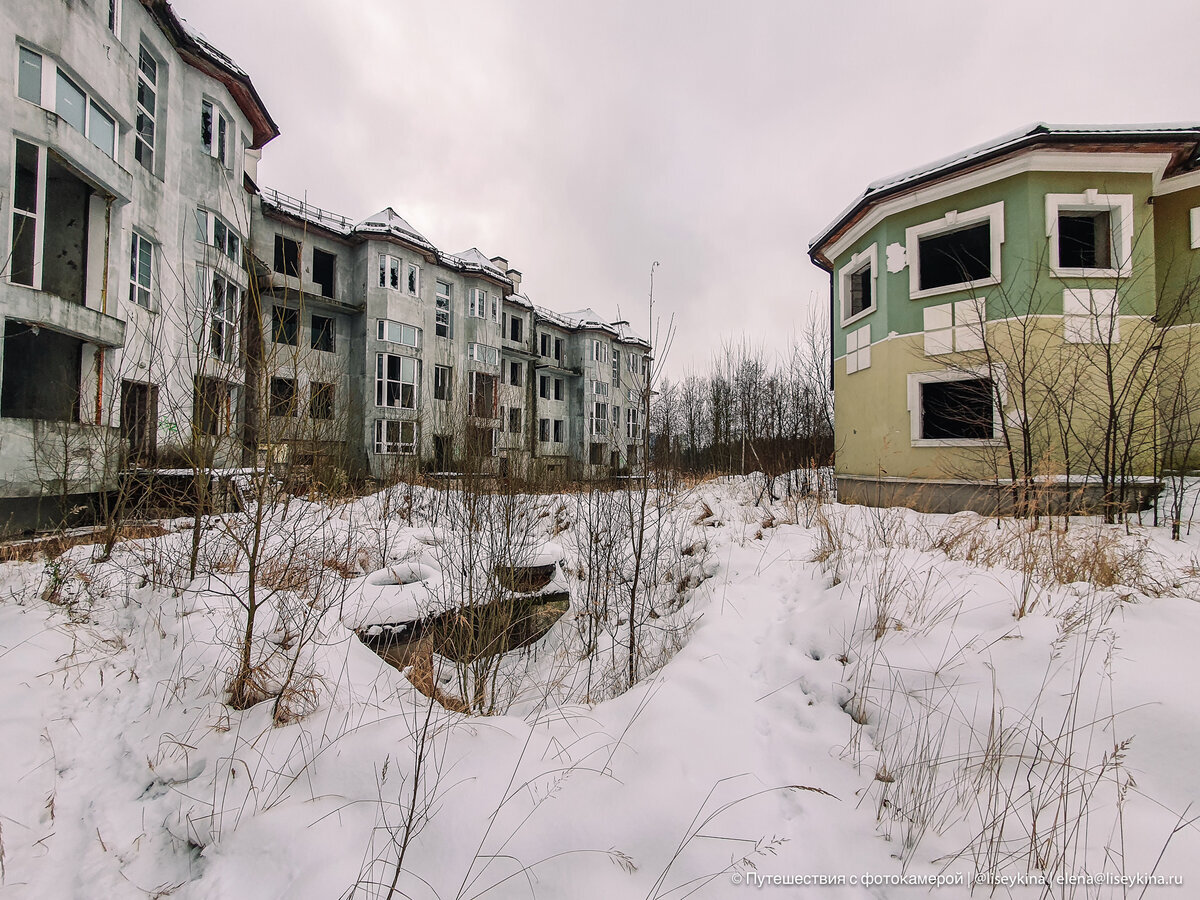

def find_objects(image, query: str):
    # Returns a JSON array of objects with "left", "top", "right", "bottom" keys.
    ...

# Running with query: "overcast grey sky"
[{"left": 173, "top": 0, "right": 1200, "bottom": 377}]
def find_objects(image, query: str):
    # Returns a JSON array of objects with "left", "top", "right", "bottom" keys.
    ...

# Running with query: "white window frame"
[
  {"left": 922, "top": 298, "right": 985, "bottom": 356},
  {"left": 1045, "top": 190, "right": 1133, "bottom": 278},
  {"left": 130, "top": 231, "right": 154, "bottom": 309},
  {"left": 592, "top": 379, "right": 609, "bottom": 397},
  {"left": 436, "top": 280, "right": 452, "bottom": 336},
  {"left": 467, "top": 342, "right": 500, "bottom": 366},
  {"left": 107, "top": 0, "right": 121, "bottom": 36},
  {"left": 838, "top": 243, "right": 877, "bottom": 327},
  {"left": 406, "top": 262, "right": 420, "bottom": 296},
  {"left": 1063, "top": 288, "right": 1119, "bottom": 344},
  {"left": 200, "top": 268, "right": 240, "bottom": 364},
  {"left": 906, "top": 201, "right": 1005, "bottom": 300},
  {"left": 378, "top": 254, "right": 402, "bottom": 290},
  {"left": 195, "top": 208, "right": 241, "bottom": 261},
  {"left": 433, "top": 364, "right": 452, "bottom": 401},
  {"left": 9, "top": 138, "right": 45, "bottom": 289},
  {"left": 1191, "top": 208, "right": 1200, "bottom": 251},
  {"left": 375, "top": 352, "right": 420, "bottom": 409},
  {"left": 590, "top": 339, "right": 609, "bottom": 364},
  {"left": 201, "top": 98, "right": 232, "bottom": 167},
  {"left": 135, "top": 43, "right": 157, "bottom": 173},
  {"left": 844, "top": 324, "right": 871, "bottom": 375},
  {"left": 906, "top": 366, "right": 1004, "bottom": 447},
  {"left": 376, "top": 318, "right": 422, "bottom": 349},
  {"left": 627, "top": 406, "right": 641, "bottom": 440},
  {"left": 374, "top": 419, "right": 417, "bottom": 455},
  {"left": 469, "top": 287, "right": 488, "bottom": 319},
  {"left": 591, "top": 402, "right": 609, "bottom": 436},
  {"left": 17, "top": 48, "right": 117, "bottom": 159}
]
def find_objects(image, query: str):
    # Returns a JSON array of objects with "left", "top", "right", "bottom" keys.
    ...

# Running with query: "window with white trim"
[
  {"left": 627, "top": 406, "right": 641, "bottom": 440},
  {"left": 1046, "top": 190, "right": 1133, "bottom": 276},
  {"left": 200, "top": 99, "right": 231, "bottom": 166},
  {"left": 377, "top": 318, "right": 422, "bottom": 349},
  {"left": 839, "top": 244, "right": 877, "bottom": 325},
  {"left": 843, "top": 324, "right": 871, "bottom": 374},
  {"left": 467, "top": 342, "right": 500, "bottom": 366},
  {"left": 508, "top": 360, "right": 522, "bottom": 386},
  {"left": 468, "top": 371, "right": 496, "bottom": 418},
  {"left": 374, "top": 419, "right": 416, "bottom": 455},
  {"left": 612, "top": 349, "right": 621, "bottom": 386},
  {"left": 17, "top": 49, "right": 116, "bottom": 159},
  {"left": 436, "top": 280, "right": 452, "bottom": 337},
  {"left": 135, "top": 43, "right": 157, "bottom": 172},
  {"left": 922, "top": 298, "right": 985, "bottom": 356},
  {"left": 434, "top": 365, "right": 452, "bottom": 401},
  {"left": 376, "top": 353, "right": 419, "bottom": 409},
  {"left": 1191, "top": 208, "right": 1200, "bottom": 251},
  {"left": 130, "top": 232, "right": 153, "bottom": 308},
  {"left": 591, "top": 402, "right": 608, "bottom": 436},
  {"left": 407, "top": 262, "right": 420, "bottom": 295},
  {"left": 107, "top": 0, "right": 120, "bottom": 35},
  {"left": 195, "top": 209, "right": 241, "bottom": 261},
  {"left": 378, "top": 254, "right": 401, "bottom": 290},
  {"left": 906, "top": 202, "right": 1004, "bottom": 298},
  {"left": 907, "top": 370, "right": 998, "bottom": 443},
  {"left": 592, "top": 379, "right": 609, "bottom": 397},
  {"left": 1063, "top": 289, "right": 1119, "bottom": 344},
  {"left": 590, "top": 339, "right": 609, "bottom": 364},
  {"left": 201, "top": 269, "right": 240, "bottom": 364}
]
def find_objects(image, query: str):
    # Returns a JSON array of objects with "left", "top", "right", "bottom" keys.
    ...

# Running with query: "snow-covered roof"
[
  {"left": 445, "top": 247, "right": 507, "bottom": 278},
  {"left": 532, "top": 305, "right": 650, "bottom": 347},
  {"left": 506, "top": 292, "right": 535, "bottom": 310},
  {"left": 810, "top": 122, "right": 1200, "bottom": 260},
  {"left": 260, "top": 188, "right": 355, "bottom": 236},
  {"left": 354, "top": 208, "right": 436, "bottom": 253}
]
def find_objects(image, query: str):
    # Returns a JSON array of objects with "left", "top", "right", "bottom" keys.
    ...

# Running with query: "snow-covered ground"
[{"left": 2, "top": 477, "right": 1199, "bottom": 898}]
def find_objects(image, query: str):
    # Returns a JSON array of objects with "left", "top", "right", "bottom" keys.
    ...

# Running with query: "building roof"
[
  {"left": 809, "top": 122, "right": 1200, "bottom": 267},
  {"left": 446, "top": 247, "right": 508, "bottom": 278},
  {"left": 533, "top": 306, "right": 651, "bottom": 347},
  {"left": 142, "top": 1, "right": 279, "bottom": 149},
  {"left": 355, "top": 208, "right": 437, "bottom": 253}
]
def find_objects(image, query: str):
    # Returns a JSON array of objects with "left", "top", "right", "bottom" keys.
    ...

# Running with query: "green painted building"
[{"left": 808, "top": 124, "right": 1200, "bottom": 513}]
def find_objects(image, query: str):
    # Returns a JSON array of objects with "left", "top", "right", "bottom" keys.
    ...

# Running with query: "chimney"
[
  {"left": 490, "top": 256, "right": 509, "bottom": 273},
  {"left": 506, "top": 268, "right": 522, "bottom": 294}
]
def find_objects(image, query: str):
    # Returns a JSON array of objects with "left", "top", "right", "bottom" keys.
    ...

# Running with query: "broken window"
[
  {"left": 130, "top": 232, "right": 153, "bottom": 308},
  {"left": 508, "top": 406, "right": 522, "bottom": 434},
  {"left": 509, "top": 315, "right": 523, "bottom": 343},
  {"left": 407, "top": 262, "right": 420, "bottom": 295},
  {"left": 612, "top": 350, "right": 621, "bottom": 386},
  {"left": 135, "top": 44, "right": 157, "bottom": 172},
  {"left": 467, "top": 342, "right": 499, "bottom": 366},
  {"left": 554, "top": 378, "right": 564, "bottom": 401},
  {"left": 920, "top": 377, "right": 994, "bottom": 440},
  {"left": 540, "top": 333, "right": 551, "bottom": 356},
  {"left": 539, "top": 418, "right": 550, "bottom": 442},
  {"left": 469, "top": 288, "right": 489, "bottom": 319},
  {"left": 376, "top": 353, "right": 419, "bottom": 409},
  {"left": 273, "top": 234, "right": 300, "bottom": 277},
  {"left": 208, "top": 273, "right": 240, "bottom": 363},
  {"left": 627, "top": 406, "right": 641, "bottom": 440},
  {"left": 374, "top": 419, "right": 416, "bottom": 455},
  {"left": 194, "top": 376, "right": 232, "bottom": 436},
  {"left": 1, "top": 323, "right": 81, "bottom": 421},
  {"left": 1058, "top": 211, "right": 1112, "bottom": 270},
  {"left": 539, "top": 375, "right": 549, "bottom": 399},
  {"left": 591, "top": 402, "right": 608, "bottom": 436},
  {"left": 378, "top": 254, "right": 401, "bottom": 290},
  {"left": 310, "top": 315, "right": 335, "bottom": 352},
  {"left": 555, "top": 338, "right": 564, "bottom": 362},
  {"left": 467, "top": 371, "right": 496, "bottom": 418},
  {"left": 272, "top": 306, "right": 298, "bottom": 345},
  {"left": 434, "top": 364, "right": 452, "bottom": 401},
  {"left": 200, "top": 99, "right": 230, "bottom": 165},
  {"left": 196, "top": 209, "right": 241, "bottom": 261},
  {"left": 377, "top": 319, "right": 421, "bottom": 348},
  {"left": 269, "top": 377, "right": 297, "bottom": 417},
  {"left": 918, "top": 222, "right": 992, "bottom": 291},
  {"left": 553, "top": 419, "right": 564, "bottom": 442},
  {"left": 312, "top": 248, "right": 336, "bottom": 298},
  {"left": 589, "top": 442, "right": 605, "bottom": 466},
  {"left": 435, "top": 281, "right": 452, "bottom": 337},
  {"left": 309, "top": 382, "right": 334, "bottom": 420},
  {"left": 509, "top": 361, "right": 522, "bottom": 386},
  {"left": 108, "top": 0, "right": 120, "bottom": 34}
]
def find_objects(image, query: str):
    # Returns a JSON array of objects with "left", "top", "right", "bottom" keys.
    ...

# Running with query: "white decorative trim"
[
  {"left": 1191, "top": 207, "right": 1200, "bottom": 251},
  {"left": 886, "top": 242, "right": 907, "bottom": 273},
  {"left": 1063, "top": 289, "right": 1119, "bottom": 344},
  {"left": 906, "top": 201, "right": 1005, "bottom": 300},
  {"left": 844, "top": 324, "right": 872, "bottom": 374},
  {"left": 838, "top": 243, "right": 878, "bottom": 327},
  {"left": 822, "top": 150, "right": 1173, "bottom": 264},
  {"left": 1155, "top": 169, "right": 1200, "bottom": 197},
  {"left": 1045, "top": 190, "right": 1134, "bottom": 278},
  {"left": 906, "top": 365, "right": 1005, "bottom": 447}
]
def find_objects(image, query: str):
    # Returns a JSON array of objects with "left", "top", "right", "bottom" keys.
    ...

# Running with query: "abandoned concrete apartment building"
[{"left": 0, "top": 0, "right": 651, "bottom": 528}]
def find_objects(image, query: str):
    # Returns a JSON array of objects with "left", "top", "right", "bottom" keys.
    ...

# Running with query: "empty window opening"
[
  {"left": 274, "top": 235, "right": 300, "bottom": 278},
  {"left": 273, "top": 307, "right": 298, "bottom": 345},
  {"left": 194, "top": 376, "right": 231, "bottom": 436},
  {"left": 40, "top": 154, "right": 94, "bottom": 305},
  {"left": 849, "top": 265, "right": 872, "bottom": 317},
  {"left": 553, "top": 419, "right": 564, "bottom": 442},
  {"left": 434, "top": 364, "right": 452, "bottom": 401},
  {"left": 121, "top": 380, "right": 157, "bottom": 462},
  {"left": 309, "top": 382, "right": 334, "bottom": 420},
  {"left": 1058, "top": 211, "right": 1112, "bottom": 270},
  {"left": 921, "top": 377, "right": 994, "bottom": 440},
  {"left": 554, "top": 378, "right": 564, "bottom": 400},
  {"left": 270, "top": 377, "right": 297, "bottom": 417},
  {"left": 918, "top": 222, "right": 991, "bottom": 291},
  {"left": 509, "top": 361, "right": 522, "bottom": 386},
  {"left": 2, "top": 323, "right": 82, "bottom": 421},
  {"left": 468, "top": 371, "right": 496, "bottom": 418},
  {"left": 509, "top": 315, "right": 523, "bottom": 342},
  {"left": 589, "top": 442, "right": 605, "bottom": 466},
  {"left": 312, "top": 248, "right": 336, "bottom": 297},
  {"left": 539, "top": 418, "right": 550, "bottom": 442},
  {"left": 375, "top": 419, "right": 416, "bottom": 455},
  {"left": 311, "top": 315, "right": 335, "bottom": 352}
]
